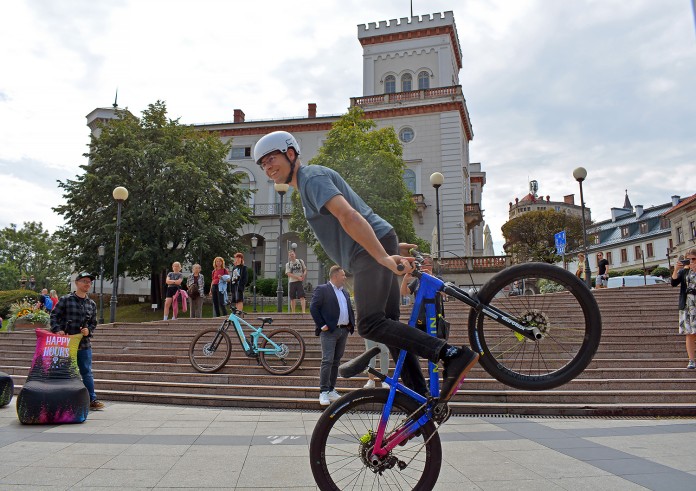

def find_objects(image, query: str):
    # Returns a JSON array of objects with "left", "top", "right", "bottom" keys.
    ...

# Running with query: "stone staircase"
[{"left": 2, "top": 283, "right": 693, "bottom": 416}]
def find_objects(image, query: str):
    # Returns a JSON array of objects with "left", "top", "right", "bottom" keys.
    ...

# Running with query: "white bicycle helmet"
[{"left": 254, "top": 131, "right": 301, "bottom": 165}]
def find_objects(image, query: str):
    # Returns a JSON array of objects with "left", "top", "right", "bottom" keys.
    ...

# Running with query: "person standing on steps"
[
  {"left": 254, "top": 131, "right": 478, "bottom": 402},
  {"left": 286, "top": 249, "right": 307, "bottom": 313},
  {"left": 211, "top": 257, "right": 229, "bottom": 317},
  {"left": 311, "top": 265, "right": 355, "bottom": 406},
  {"left": 672, "top": 249, "right": 696, "bottom": 369}
]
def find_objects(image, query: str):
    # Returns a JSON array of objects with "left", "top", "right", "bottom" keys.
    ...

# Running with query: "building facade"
[
  {"left": 86, "top": 11, "right": 487, "bottom": 294},
  {"left": 663, "top": 193, "right": 696, "bottom": 260}
]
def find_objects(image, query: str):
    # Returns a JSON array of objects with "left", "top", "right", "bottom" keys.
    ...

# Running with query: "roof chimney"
[
  {"left": 308, "top": 103, "right": 317, "bottom": 119},
  {"left": 635, "top": 205, "right": 644, "bottom": 219},
  {"left": 233, "top": 109, "right": 245, "bottom": 123},
  {"left": 611, "top": 207, "right": 631, "bottom": 222},
  {"left": 564, "top": 194, "right": 575, "bottom": 205},
  {"left": 672, "top": 195, "right": 681, "bottom": 206}
]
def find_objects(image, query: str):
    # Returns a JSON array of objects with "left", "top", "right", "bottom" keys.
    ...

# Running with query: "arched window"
[
  {"left": 384, "top": 75, "right": 396, "bottom": 94},
  {"left": 403, "top": 169, "right": 416, "bottom": 193},
  {"left": 235, "top": 172, "right": 254, "bottom": 207},
  {"left": 418, "top": 71, "right": 430, "bottom": 89},
  {"left": 401, "top": 73, "right": 412, "bottom": 92}
]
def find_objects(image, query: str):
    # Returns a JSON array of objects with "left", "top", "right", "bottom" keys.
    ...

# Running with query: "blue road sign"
[{"left": 555, "top": 231, "right": 566, "bottom": 255}]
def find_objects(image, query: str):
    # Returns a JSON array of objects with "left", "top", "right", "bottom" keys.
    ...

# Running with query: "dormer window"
[
  {"left": 621, "top": 226, "right": 629, "bottom": 238},
  {"left": 418, "top": 71, "right": 430, "bottom": 89},
  {"left": 401, "top": 73, "right": 412, "bottom": 92},
  {"left": 384, "top": 75, "right": 396, "bottom": 94}
]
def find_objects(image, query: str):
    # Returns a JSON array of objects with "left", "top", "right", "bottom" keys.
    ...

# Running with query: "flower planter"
[{"left": 11, "top": 321, "right": 50, "bottom": 331}]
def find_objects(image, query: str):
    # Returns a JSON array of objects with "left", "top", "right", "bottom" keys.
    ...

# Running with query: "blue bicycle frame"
[
  {"left": 224, "top": 311, "right": 283, "bottom": 356},
  {"left": 369, "top": 271, "right": 446, "bottom": 456}
]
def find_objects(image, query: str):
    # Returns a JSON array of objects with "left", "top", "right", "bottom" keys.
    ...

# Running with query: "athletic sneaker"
[
  {"left": 363, "top": 379, "right": 375, "bottom": 389},
  {"left": 328, "top": 390, "right": 341, "bottom": 402},
  {"left": 90, "top": 400, "right": 105, "bottom": 410},
  {"left": 440, "top": 346, "right": 479, "bottom": 402},
  {"left": 319, "top": 392, "right": 330, "bottom": 406},
  {"left": 688, "top": 360, "right": 695, "bottom": 369}
]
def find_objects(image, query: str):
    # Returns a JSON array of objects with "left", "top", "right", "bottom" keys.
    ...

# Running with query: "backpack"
[{"left": 189, "top": 276, "right": 201, "bottom": 299}]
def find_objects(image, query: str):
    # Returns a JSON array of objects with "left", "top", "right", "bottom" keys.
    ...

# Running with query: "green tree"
[
  {"left": 289, "top": 106, "right": 427, "bottom": 269},
  {"left": 54, "top": 101, "right": 253, "bottom": 304},
  {"left": 0, "top": 222, "right": 71, "bottom": 292},
  {"left": 501, "top": 210, "right": 585, "bottom": 263}
]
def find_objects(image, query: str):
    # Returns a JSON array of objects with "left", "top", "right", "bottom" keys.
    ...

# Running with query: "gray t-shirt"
[{"left": 297, "top": 165, "right": 392, "bottom": 273}]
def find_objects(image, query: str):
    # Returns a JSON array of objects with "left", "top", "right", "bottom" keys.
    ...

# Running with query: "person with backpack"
[
  {"left": 187, "top": 264, "right": 205, "bottom": 318},
  {"left": 285, "top": 249, "right": 307, "bottom": 313}
]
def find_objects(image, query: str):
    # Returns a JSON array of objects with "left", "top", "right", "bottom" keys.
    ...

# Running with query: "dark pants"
[
  {"left": 319, "top": 327, "right": 349, "bottom": 392},
  {"left": 212, "top": 284, "right": 227, "bottom": 317},
  {"left": 77, "top": 348, "right": 96, "bottom": 402},
  {"left": 352, "top": 231, "right": 446, "bottom": 396}
]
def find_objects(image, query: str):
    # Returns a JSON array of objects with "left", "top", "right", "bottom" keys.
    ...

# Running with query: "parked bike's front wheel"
[
  {"left": 468, "top": 262, "right": 602, "bottom": 391},
  {"left": 310, "top": 389, "right": 441, "bottom": 491},
  {"left": 188, "top": 325, "right": 232, "bottom": 373},
  {"left": 259, "top": 328, "right": 306, "bottom": 375}
]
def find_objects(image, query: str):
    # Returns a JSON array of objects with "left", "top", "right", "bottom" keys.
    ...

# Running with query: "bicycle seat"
[
  {"left": 339, "top": 346, "right": 381, "bottom": 379},
  {"left": 257, "top": 317, "right": 273, "bottom": 325}
]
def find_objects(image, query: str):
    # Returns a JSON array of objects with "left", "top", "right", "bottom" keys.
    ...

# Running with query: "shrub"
[
  {"left": 651, "top": 267, "right": 671, "bottom": 278},
  {"left": 623, "top": 269, "right": 645, "bottom": 276},
  {"left": 255, "top": 277, "right": 288, "bottom": 296}
]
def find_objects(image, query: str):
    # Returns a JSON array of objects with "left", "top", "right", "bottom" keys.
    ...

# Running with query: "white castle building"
[{"left": 87, "top": 11, "right": 487, "bottom": 294}]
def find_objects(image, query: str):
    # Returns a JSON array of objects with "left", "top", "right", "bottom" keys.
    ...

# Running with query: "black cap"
[{"left": 75, "top": 272, "right": 96, "bottom": 281}]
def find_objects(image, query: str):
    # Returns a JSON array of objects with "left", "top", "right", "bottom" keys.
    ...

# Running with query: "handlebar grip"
[{"left": 396, "top": 264, "right": 405, "bottom": 272}]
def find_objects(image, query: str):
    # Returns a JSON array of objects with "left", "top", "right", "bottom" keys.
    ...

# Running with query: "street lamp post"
[
  {"left": 109, "top": 186, "right": 129, "bottom": 323},
  {"left": 430, "top": 172, "right": 444, "bottom": 275},
  {"left": 98, "top": 245, "right": 105, "bottom": 324},
  {"left": 572, "top": 167, "right": 592, "bottom": 288},
  {"left": 274, "top": 183, "right": 289, "bottom": 312},
  {"left": 251, "top": 235, "right": 258, "bottom": 312},
  {"left": 45, "top": 260, "right": 52, "bottom": 289}
]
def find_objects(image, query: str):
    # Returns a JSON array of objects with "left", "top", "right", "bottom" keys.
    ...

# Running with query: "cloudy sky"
[{"left": 1, "top": 0, "right": 694, "bottom": 254}]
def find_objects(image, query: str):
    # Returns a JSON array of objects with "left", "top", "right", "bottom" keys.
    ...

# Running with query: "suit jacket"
[{"left": 310, "top": 282, "right": 355, "bottom": 336}]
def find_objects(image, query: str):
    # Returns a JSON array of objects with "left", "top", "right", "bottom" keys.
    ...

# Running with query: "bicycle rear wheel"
[
  {"left": 259, "top": 328, "right": 306, "bottom": 375},
  {"left": 310, "top": 389, "right": 441, "bottom": 491},
  {"left": 468, "top": 262, "right": 601, "bottom": 390},
  {"left": 188, "top": 325, "right": 232, "bottom": 373}
]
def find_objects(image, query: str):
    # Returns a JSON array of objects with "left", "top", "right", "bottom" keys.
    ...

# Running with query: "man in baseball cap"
[{"left": 50, "top": 272, "right": 104, "bottom": 410}]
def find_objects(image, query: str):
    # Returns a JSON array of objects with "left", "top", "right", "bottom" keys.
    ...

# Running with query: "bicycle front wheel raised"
[
  {"left": 188, "top": 326, "right": 232, "bottom": 373},
  {"left": 259, "top": 328, "right": 306, "bottom": 375},
  {"left": 468, "top": 262, "right": 602, "bottom": 390},
  {"left": 310, "top": 389, "right": 441, "bottom": 491}
]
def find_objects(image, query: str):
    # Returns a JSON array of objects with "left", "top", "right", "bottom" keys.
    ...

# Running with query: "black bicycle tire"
[
  {"left": 188, "top": 327, "right": 232, "bottom": 374},
  {"left": 310, "top": 389, "right": 441, "bottom": 491},
  {"left": 468, "top": 262, "right": 602, "bottom": 390},
  {"left": 259, "top": 328, "right": 306, "bottom": 375}
]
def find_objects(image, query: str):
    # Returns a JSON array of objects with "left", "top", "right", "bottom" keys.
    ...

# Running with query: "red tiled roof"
[{"left": 663, "top": 193, "right": 696, "bottom": 216}]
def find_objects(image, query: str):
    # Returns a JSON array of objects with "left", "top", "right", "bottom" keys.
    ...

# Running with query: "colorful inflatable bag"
[
  {"left": 0, "top": 371, "right": 13, "bottom": 407},
  {"left": 17, "top": 329, "right": 89, "bottom": 424}
]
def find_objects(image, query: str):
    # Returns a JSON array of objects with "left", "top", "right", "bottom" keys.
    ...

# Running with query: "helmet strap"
[{"left": 283, "top": 151, "right": 298, "bottom": 185}]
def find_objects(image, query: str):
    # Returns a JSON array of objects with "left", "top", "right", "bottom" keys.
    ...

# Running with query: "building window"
[
  {"left": 384, "top": 75, "right": 396, "bottom": 94},
  {"left": 691, "top": 221, "right": 696, "bottom": 239},
  {"left": 677, "top": 226, "right": 684, "bottom": 244},
  {"left": 418, "top": 71, "right": 430, "bottom": 89},
  {"left": 591, "top": 234, "right": 600, "bottom": 245},
  {"left": 403, "top": 169, "right": 416, "bottom": 193},
  {"left": 606, "top": 251, "right": 613, "bottom": 264},
  {"left": 660, "top": 217, "right": 670, "bottom": 229},
  {"left": 639, "top": 222, "right": 648, "bottom": 234},
  {"left": 621, "top": 248, "right": 628, "bottom": 262},
  {"left": 669, "top": 238, "right": 673, "bottom": 250},
  {"left": 634, "top": 245, "right": 642, "bottom": 260},
  {"left": 621, "top": 226, "right": 629, "bottom": 238},
  {"left": 646, "top": 242, "right": 654, "bottom": 257},
  {"left": 399, "top": 127, "right": 415, "bottom": 143},
  {"left": 401, "top": 73, "right": 412, "bottom": 92},
  {"left": 230, "top": 146, "right": 251, "bottom": 159}
]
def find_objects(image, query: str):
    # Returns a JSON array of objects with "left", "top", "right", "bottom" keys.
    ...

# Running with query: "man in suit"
[{"left": 310, "top": 265, "right": 355, "bottom": 406}]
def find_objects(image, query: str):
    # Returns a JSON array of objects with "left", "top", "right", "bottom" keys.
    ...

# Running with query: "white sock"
[{"left": 163, "top": 316, "right": 168, "bottom": 320}]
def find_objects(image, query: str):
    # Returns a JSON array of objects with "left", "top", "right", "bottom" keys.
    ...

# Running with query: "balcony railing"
[
  {"left": 464, "top": 203, "right": 483, "bottom": 231},
  {"left": 252, "top": 202, "right": 293, "bottom": 217},
  {"left": 351, "top": 86, "right": 463, "bottom": 107},
  {"left": 439, "top": 256, "right": 511, "bottom": 273}
]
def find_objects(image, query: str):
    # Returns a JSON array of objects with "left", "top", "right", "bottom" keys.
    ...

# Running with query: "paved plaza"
[{"left": 2, "top": 400, "right": 696, "bottom": 490}]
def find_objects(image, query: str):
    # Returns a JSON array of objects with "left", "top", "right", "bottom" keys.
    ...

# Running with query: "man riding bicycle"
[{"left": 254, "top": 131, "right": 478, "bottom": 400}]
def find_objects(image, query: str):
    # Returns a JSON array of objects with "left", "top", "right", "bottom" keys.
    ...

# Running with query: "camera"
[{"left": 682, "top": 259, "right": 691, "bottom": 266}]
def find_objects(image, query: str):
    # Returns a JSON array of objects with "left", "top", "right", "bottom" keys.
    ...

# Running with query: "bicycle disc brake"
[{"left": 513, "top": 309, "right": 551, "bottom": 342}]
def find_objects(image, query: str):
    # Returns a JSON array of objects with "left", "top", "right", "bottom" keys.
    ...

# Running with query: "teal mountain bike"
[
  {"left": 310, "top": 252, "right": 602, "bottom": 490},
  {"left": 189, "top": 307, "right": 305, "bottom": 375}
]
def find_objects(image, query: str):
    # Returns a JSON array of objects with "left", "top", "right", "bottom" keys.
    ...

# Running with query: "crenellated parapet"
[{"left": 357, "top": 11, "right": 461, "bottom": 70}]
